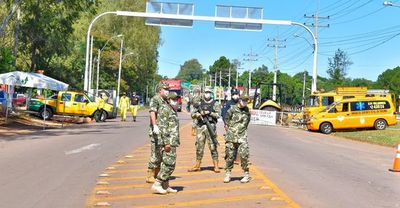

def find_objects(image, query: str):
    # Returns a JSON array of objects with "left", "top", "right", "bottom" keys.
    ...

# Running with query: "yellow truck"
[
  {"left": 307, "top": 96, "right": 398, "bottom": 134},
  {"left": 29, "top": 91, "right": 114, "bottom": 121}
]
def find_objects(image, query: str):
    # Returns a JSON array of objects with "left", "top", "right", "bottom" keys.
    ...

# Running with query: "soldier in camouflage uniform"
[
  {"left": 188, "top": 89, "right": 221, "bottom": 173},
  {"left": 146, "top": 83, "right": 170, "bottom": 183},
  {"left": 223, "top": 95, "right": 251, "bottom": 183},
  {"left": 151, "top": 92, "right": 180, "bottom": 194},
  {"left": 190, "top": 88, "right": 202, "bottom": 136}
]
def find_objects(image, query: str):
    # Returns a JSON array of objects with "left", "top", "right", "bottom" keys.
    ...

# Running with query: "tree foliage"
[
  {"left": 176, "top": 59, "right": 203, "bottom": 82},
  {"left": 327, "top": 48, "right": 353, "bottom": 85},
  {"left": 208, "top": 56, "right": 237, "bottom": 87},
  {"left": 376, "top": 66, "right": 400, "bottom": 96}
]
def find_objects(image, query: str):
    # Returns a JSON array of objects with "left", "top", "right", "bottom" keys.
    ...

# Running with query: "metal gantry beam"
[{"left": 84, "top": 10, "right": 318, "bottom": 94}]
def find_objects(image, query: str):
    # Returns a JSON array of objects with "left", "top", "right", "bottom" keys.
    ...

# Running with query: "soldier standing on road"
[
  {"left": 146, "top": 83, "right": 170, "bottom": 183},
  {"left": 151, "top": 92, "right": 180, "bottom": 194},
  {"left": 118, "top": 92, "right": 130, "bottom": 122},
  {"left": 130, "top": 92, "right": 140, "bottom": 122},
  {"left": 223, "top": 95, "right": 251, "bottom": 183},
  {"left": 221, "top": 88, "right": 241, "bottom": 164},
  {"left": 190, "top": 88, "right": 202, "bottom": 136},
  {"left": 188, "top": 89, "right": 221, "bottom": 173}
]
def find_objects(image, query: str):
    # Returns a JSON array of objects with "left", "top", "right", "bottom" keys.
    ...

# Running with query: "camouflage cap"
[
  {"left": 158, "top": 82, "right": 170, "bottom": 90},
  {"left": 239, "top": 94, "right": 250, "bottom": 102},
  {"left": 205, "top": 89, "right": 213, "bottom": 93},
  {"left": 168, "top": 92, "right": 178, "bottom": 100}
]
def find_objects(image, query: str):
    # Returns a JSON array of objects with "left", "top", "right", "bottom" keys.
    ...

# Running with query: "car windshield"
[
  {"left": 308, "top": 96, "right": 320, "bottom": 107},
  {"left": 322, "top": 101, "right": 339, "bottom": 112}
]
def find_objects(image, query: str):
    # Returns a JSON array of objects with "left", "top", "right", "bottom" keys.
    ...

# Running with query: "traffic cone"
[{"left": 389, "top": 144, "right": 400, "bottom": 172}]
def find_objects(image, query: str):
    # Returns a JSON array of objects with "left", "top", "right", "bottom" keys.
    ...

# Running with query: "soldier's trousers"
[
  {"left": 148, "top": 134, "right": 163, "bottom": 170},
  {"left": 195, "top": 125, "right": 218, "bottom": 161},
  {"left": 225, "top": 141, "right": 249, "bottom": 172},
  {"left": 157, "top": 147, "right": 177, "bottom": 181}
]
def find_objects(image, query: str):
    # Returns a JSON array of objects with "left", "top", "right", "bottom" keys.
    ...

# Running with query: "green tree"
[
  {"left": 327, "top": 48, "right": 353, "bottom": 85},
  {"left": 209, "top": 56, "right": 237, "bottom": 87},
  {"left": 0, "top": 47, "right": 15, "bottom": 73},
  {"left": 176, "top": 59, "right": 204, "bottom": 82},
  {"left": 376, "top": 66, "right": 400, "bottom": 95}
]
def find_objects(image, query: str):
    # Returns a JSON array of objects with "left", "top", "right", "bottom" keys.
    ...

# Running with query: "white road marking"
[{"left": 65, "top": 143, "right": 101, "bottom": 155}]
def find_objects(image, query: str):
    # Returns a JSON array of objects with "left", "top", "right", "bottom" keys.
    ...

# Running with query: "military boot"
[
  {"left": 213, "top": 160, "right": 221, "bottom": 173},
  {"left": 163, "top": 180, "right": 178, "bottom": 193},
  {"left": 223, "top": 171, "right": 231, "bottom": 183},
  {"left": 187, "top": 160, "right": 201, "bottom": 172},
  {"left": 146, "top": 169, "right": 155, "bottom": 183},
  {"left": 240, "top": 172, "right": 251, "bottom": 183},
  {"left": 151, "top": 179, "right": 167, "bottom": 194},
  {"left": 133, "top": 116, "right": 136, "bottom": 122}
]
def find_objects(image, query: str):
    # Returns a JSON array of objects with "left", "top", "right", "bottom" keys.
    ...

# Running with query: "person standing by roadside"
[
  {"left": 130, "top": 92, "right": 140, "bottom": 122},
  {"left": 188, "top": 89, "right": 221, "bottom": 173},
  {"left": 151, "top": 92, "right": 180, "bottom": 194},
  {"left": 146, "top": 83, "right": 170, "bottom": 183},
  {"left": 118, "top": 92, "right": 130, "bottom": 122},
  {"left": 223, "top": 95, "right": 251, "bottom": 183},
  {"left": 190, "top": 88, "right": 202, "bottom": 136}
]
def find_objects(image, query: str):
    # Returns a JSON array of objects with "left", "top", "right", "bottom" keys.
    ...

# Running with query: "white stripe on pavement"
[{"left": 65, "top": 143, "right": 101, "bottom": 155}]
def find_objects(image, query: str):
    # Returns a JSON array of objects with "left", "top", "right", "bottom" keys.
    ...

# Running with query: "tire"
[
  {"left": 39, "top": 107, "right": 53, "bottom": 120},
  {"left": 374, "top": 119, "right": 387, "bottom": 130},
  {"left": 100, "top": 110, "right": 107, "bottom": 122},
  {"left": 93, "top": 110, "right": 102, "bottom": 122},
  {"left": 320, "top": 122, "right": 333, "bottom": 134}
]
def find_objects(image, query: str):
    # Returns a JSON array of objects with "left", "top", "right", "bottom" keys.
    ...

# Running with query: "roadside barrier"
[
  {"left": 249, "top": 109, "right": 305, "bottom": 129},
  {"left": 389, "top": 144, "right": 400, "bottom": 172}
]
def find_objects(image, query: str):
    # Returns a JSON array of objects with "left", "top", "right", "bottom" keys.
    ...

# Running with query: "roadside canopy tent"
[
  {"left": 0, "top": 71, "right": 68, "bottom": 91},
  {"left": 0, "top": 71, "right": 69, "bottom": 127}
]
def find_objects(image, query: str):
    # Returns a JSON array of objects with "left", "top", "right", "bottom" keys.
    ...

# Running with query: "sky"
[{"left": 156, "top": 0, "right": 400, "bottom": 82}]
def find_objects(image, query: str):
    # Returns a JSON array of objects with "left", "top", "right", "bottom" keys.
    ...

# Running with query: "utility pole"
[
  {"left": 219, "top": 70, "right": 222, "bottom": 87},
  {"left": 209, "top": 74, "right": 212, "bottom": 87},
  {"left": 88, "top": 36, "right": 94, "bottom": 93},
  {"left": 302, "top": 70, "right": 306, "bottom": 109},
  {"left": 13, "top": 8, "right": 20, "bottom": 67},
  {"left": 267, "top": 36, "right": 286, "bottom": 101},
  {"left": 243, "top": 48, "right": 258, "bottom": 95},
  {"left": 304, "top": 0, "right": 329, "bottom": 94}
]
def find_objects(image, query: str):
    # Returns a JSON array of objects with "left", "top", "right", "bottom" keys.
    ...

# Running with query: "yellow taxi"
[{"left": 307, "top": 96, "right": 397, "bottom": 134}]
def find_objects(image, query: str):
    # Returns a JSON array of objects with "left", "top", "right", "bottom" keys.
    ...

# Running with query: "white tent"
[{"left": 0, "top": 71, "right": 68, "bottom": 91}]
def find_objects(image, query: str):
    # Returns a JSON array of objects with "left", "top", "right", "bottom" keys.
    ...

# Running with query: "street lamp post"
[
  {"left": 95, "top": 34, "right": 123, "bottom": 98},
  {"left": 384, "top": 1, "right": 400, "bottom": 7},
  {"left": 116, "top": 38, "right": 124, "bottom": 106}
]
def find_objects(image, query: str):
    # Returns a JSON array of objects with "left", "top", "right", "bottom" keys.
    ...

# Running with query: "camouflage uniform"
[
  {"left": 191, "top": 95, "right": 202, "bottom": 129},
  {"left": 224, "top": 104, "right": 251, "bottom": 172},
  {"left": 191, "top": 99, "right": 221, "bottom": 161},
  {"left": 156, "top": 102, "right": 180, "bottom": 181},
  {"left": 147, "top": 94, "right": 168, "bottom": 170}
]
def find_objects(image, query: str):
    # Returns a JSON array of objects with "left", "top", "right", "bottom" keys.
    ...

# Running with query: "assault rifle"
[{"left": 197, "top": 108, "right": 219, "bottom": 147}]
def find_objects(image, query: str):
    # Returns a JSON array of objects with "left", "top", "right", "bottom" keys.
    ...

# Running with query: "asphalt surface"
[
  {"left": 249, "top": 125, "right": 400, "bottom": 208},
  {"left": 0, "top": 110, "right": 399, "bottom": 208},
  {"left": 0, "top": 113, "right": 151, "bottom": 208}
]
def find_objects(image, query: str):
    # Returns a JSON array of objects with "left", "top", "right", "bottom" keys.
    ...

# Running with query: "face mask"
[
  {"left": 204, "top": 93, "right": 211, "bottom": 99},
  {"left": 232, "top": 94, "right": 239, "bottom": 101}
]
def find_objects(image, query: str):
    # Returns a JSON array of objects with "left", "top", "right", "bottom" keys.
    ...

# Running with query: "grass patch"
[{"left": 333, "top": 123, "right": 400, "bottom": 147}]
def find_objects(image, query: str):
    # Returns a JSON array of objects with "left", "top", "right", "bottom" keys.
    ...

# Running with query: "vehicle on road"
[
  {"left": 161, "top": 79, "right": 182, "bottom": 111},
  {"left": 307, "top": 95, "right": 398, "bottom": 134},
  {"left": 29, "top": 91, "right": 114, "bottom": 121}
]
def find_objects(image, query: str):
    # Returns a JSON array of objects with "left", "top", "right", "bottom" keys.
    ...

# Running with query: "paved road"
[
  {"left": 1, "top": 111, "right": 399, "bottom": 208},
  {"left": 249, "top": 125, "right": 400, "bottom": 208},
  {"left": 0, "top": 113, "right": 151, "bottom": 208}
]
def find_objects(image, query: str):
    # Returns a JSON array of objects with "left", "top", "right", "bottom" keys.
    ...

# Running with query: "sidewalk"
[{"left": 86, "top": 121, "right": 300, "bottom": 208}]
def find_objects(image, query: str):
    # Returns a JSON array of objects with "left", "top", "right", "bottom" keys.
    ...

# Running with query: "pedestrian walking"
[
  {"left": 118, "top": 92, "right": 130, "bottom": 122},
  {"left": 130, "top": 92, "right": 140, "bottom": 122},
  {"left": 223, "top": 95, "right": 251, "bottom": 183},
  {"left": 151, "top": 92, "right": 180, "bottom": 194},
  {"left": 146, "top": 83, "right": 170, "bottom": 183},
  {"left": 188, "top": 89, "right": 221, "bottom": 173}
]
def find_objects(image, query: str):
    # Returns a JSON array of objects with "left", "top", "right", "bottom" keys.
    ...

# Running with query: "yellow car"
[
  {"left": 307, "top": 96, "right": 397, "bottom": 134},
  {"left": 29, "top": 91, "right": 114, "bottom": 121}
]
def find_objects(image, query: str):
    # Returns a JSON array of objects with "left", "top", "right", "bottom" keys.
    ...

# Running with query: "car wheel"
[
  {"left": 93, "top": 110, "right": 102, "bottom": 122},
  {"left": 374, "top": 119, "right": 387, "bottom": 130},
  {"left": 320, "top": 122, "right": 333, "bottom": 134},
  {"left": 39, "top": 107, "right": 53, "bottom": 120},
  {"left": 100, "top": 110, "right": 107, "bottom": 122}
]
